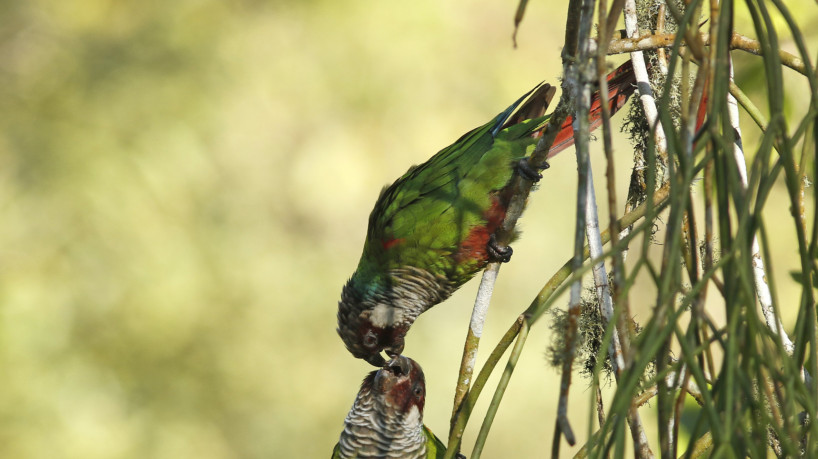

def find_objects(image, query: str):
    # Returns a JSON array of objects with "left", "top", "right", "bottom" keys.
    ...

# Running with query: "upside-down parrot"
[
  {"left": 332, "top": 355, "right": 446, "bottom": 459},
  {"left": 337, "top": 62, "right": 637, "bottom": 366}
]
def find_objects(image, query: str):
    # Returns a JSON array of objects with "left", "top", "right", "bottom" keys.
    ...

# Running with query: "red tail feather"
[{"left": 548, "top": 60, "right": 637, "bottom": 157}]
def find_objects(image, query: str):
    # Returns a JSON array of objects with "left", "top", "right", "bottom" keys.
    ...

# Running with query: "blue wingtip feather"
[{"left": 489, "top": 82, "right": 545, "bottom": 137}]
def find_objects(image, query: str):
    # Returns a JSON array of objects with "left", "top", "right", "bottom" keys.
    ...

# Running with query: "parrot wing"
[
  {"left": 361, "top": 86, "right": 551, "bottom": 271},
  {"left": 424, "top": 425, "right": 448, "bottom": 459}
]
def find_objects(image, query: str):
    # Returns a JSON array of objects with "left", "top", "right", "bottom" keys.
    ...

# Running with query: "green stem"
[
  {"left": 683, "top": 431, "right": 713, "bottom": 458},
  {"left": 471, "top": 321, "right": 531, "bottom": 458},
  {"left": 727, "top": 81, "right": 768, "bottom": 131},
  {"left": 444, "top": 317, "right": 523, "bottom": 458}
]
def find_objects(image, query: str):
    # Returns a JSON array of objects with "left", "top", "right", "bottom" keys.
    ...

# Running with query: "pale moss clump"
[{"left": 546, "top": 286, "right": 652, "bottom": 386}]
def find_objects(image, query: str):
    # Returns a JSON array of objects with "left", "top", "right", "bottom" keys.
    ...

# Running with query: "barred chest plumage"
[
  {"left": 337, "top": 266, "right": 454, "bottom": 366},
  {"left": 336, "top": 356, "right": 428, "bottom": 459},
  {"left": 337, "top": 391, "right": 426, "bottom": 459}
]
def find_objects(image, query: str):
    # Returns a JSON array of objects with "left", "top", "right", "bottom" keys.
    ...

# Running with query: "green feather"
[
  {"left": 424, "top": 425, "right": 447, "bottom": 459},
  {"left": 356, "top": 94, "right": 551, "bottom": 287}
]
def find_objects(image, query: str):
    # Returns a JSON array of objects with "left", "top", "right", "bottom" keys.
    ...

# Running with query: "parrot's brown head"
[
  {"left": 338, "top": 280, "right": 409, "bottom": 367},
  {"left": 337, "top": 307, "right": 408, "bottom": 367},
  {"left": 363, "top": 355, "right": 426, "bottom": 416}
]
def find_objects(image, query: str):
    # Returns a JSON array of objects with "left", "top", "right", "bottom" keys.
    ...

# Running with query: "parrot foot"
[
  {"left": 487, "top": 234, "right": 513, "bottom": 263},
  {"left": 516, "top": 158, "right": 550, "bottom": 182}
]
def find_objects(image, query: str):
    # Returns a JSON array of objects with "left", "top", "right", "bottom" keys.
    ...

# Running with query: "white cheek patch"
[
  {"left": 404, "top": 405, "right": 421, "bottom": 425},
  {"left": 368, "top": 304, "right": 401, "bottom": 328}
]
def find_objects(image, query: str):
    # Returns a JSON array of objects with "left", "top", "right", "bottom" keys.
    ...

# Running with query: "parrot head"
[
  {"left": 340, "top": 307, "right": 409, "bottom": 367},
  {"left": 338, "top": 281, "right": 411, "bottom": 367},
  {"left": 334, "top": 355, "right": 428, "bottom": 458},
  {"left": 366, "top": 354, "right": 426, "bottom": 416}
]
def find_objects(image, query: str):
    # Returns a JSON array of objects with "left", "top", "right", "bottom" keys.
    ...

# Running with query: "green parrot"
[
  {"left": 332, "top": 355, "right": 447, "bottom": 459},
  {"left": 337, "top": 62, "right": 637, "bottom": 366}
]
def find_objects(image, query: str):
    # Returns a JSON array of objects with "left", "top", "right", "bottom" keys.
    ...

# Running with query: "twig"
[
  {"left": 684, "top": 431, "right": 714, "bottom": 457},
  {"left": 593, "top": 4, "right": 630, "bottom": 443},
  {"left": 553, "top": 0, "right": 597, "bottom": 452},
  {"left": 585, "top": 165, "right": 653, "bottom": 457},
  {"left": 624, "top": 2, "right": 668, "bottom": 161},
  {"left": 726, "top": 64, "right": 799, "bottom": 362},
  {"left": 584, "top": 165, "right": 625, "bottom": 375},
  {"left": 728, "top": 81, "right": 768, "bottom": 130},
  {"left": 446, "top": 317, "right": 523, "bottom": 456},
  {"left": 595, "top": 385, "right": 606, "bottom": 429},
  {"left": 601, "top": 32, "right": 808, "bottom": 75},
  {"left": 592, "top": 70, "right": 616, "bottom": 459},
  {"left": 450, "top": 263, "right": 500, "bottom": 434},
  {"left": 634, "top": 368, "right": 705, "bottom": 409},
  {"left": 471, "top": 321, "right": 530, "bottom": 458},
  {"left": 655, "top": 4, "right": 669, "bottom": 76},
  {"left": 512, "top": 0, "right": 530, "bottom": 48},
  {"left": 619, "top": 2, "right": 661, "bottom": 458}
]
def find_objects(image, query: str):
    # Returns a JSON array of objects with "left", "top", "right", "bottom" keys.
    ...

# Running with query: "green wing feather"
[
  {"left": 424, "top": 425, "right": 447, "bottom": 459},
  {"left": 359, "top": 89, "right": 550, "bottom": 282}
]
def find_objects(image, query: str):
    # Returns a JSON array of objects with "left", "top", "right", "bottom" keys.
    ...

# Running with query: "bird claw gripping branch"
[
  {"left": 487, "top": 233, "right": 513, "bottom": 263},
  {"left": 516, "top": 157, "right": 551, "bottom": 182}
]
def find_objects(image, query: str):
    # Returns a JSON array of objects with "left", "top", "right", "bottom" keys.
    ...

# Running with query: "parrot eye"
[
  {"left": 363, "top": 330, "right": 378, "bottom": 349},
  {"left": 413, "top": 385, "right": 423, "bottom": 399}
]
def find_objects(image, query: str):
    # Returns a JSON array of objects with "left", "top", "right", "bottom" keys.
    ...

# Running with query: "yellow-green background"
[{"left": 2, "top": 1, "right": 815, "bottom": 458}]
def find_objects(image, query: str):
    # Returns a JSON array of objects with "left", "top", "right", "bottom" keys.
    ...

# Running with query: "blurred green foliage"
[{"left": 1, "top": 1, "right": 816, "bottom": 458}]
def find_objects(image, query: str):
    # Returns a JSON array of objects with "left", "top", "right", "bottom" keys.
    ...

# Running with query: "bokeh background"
[{"left": 1, "top": 1, "right": 816, "bottom": 458}]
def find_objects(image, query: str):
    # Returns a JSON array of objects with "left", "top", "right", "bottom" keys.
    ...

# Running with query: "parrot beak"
[
  {"left": 386, "top": 354, "right": 411, "bottom": 376},
  {"left": 385, "top": 333, "right": 405, "bottom": 358},
  {"left": 365, "top": 352, "right": 387, "bottom": 367}
]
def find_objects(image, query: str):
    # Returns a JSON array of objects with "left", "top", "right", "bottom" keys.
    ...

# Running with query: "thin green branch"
[
  {"left": 683, "top": 431, "right": 713, "bottom": 458},
  {"left": 471, "top": 321, "right": 530, "bottom": 458},
  {"left": 445, "top": 317, "right": 524, "bottom": 456}
]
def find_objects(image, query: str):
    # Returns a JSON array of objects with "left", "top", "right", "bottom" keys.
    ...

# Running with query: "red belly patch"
[{"left": 455, "top": 195, "right": 507, "bottom": 263}]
